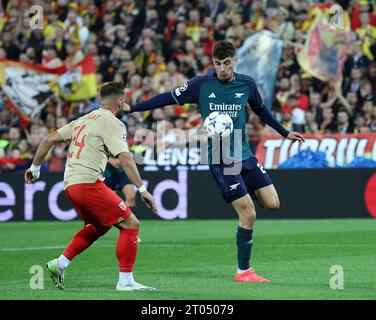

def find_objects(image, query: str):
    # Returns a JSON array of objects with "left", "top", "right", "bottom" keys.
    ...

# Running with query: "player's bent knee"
[
  {"left": 90, "top": 224, "right": 110, "bottom": 236},
  {"left": 239, "top": 208, "right": 256, "bottom": 225},
  {"left": 115, "top": 214, "right": 140, "bottom": 230},
  {"left": 127, "top": 217, "right": 140, "bottom": 229},
  {"left": 235, "top": 197, "right": 255, "bottom": 211},
  {"left": 133, "top": 219, "right": 140, "bottom": 229},
  {"left": 265, "top": 198, "right": 280, "bottom": 211}
]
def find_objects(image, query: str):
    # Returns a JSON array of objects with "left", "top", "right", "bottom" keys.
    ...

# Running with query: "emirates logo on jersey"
[{"left": 118, "top": 201, "right": 127, "bottom": 211}]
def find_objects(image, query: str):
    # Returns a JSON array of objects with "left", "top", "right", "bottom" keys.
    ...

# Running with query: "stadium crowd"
[{"left": 0, "top": 0, "right": 375, "bottom": 174}]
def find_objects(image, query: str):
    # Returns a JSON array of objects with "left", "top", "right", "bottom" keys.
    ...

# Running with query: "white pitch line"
[
  {"left": 0, "top": 245, "right": 67, "bottom": 252},
  {"left": 0, "top": 243, "right": 374, "bottom": 252}
]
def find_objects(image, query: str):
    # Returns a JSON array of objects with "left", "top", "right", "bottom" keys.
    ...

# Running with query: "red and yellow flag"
[
  {"left": 297, "top": 8, "right": 351, "bottom": 82},
  {"left": 0, "top": 54, "right": 97, "bottom": 125},
  {"left": 58, "top": 54, "right": 97, "bottom": 101}
]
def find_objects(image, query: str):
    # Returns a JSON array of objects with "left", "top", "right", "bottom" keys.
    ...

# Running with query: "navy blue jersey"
[{"left": 171, "top": 72, "right": 264, "bottom": 164}]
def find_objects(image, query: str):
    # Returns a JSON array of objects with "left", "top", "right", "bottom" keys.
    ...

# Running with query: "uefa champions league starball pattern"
[{"left": 204, "top": 111, "right": 234, "bottom": 138}]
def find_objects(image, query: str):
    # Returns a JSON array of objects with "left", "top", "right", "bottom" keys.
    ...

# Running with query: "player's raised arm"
[
  {"left": 251, "top": 102, "right": 290, "bottom": 137},
  {"left": 101, "top": 110, "right": 158, "bottom": 214},
  {"left": 247, "top": 79, "right": 305, "bottom": 143},
  {"left": 117, "top": 151, "right": 157, "bottom": 214},
  {"left": 24, "top": 130, "right": 67, "bottom": 184},
  {"left": 127, "top": 92, "right": 176, "bottom": 112},
  {"left": 126, "top": 76, "right": 203, "bottom": 113}
]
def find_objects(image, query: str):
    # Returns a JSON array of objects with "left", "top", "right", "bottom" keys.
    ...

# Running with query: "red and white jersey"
[{"left": 57, "top": 108, "right": 129, "bottom": 189}]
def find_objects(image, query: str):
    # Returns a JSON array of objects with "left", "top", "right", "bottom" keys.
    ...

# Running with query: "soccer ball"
[{"left": 203, "top": 111, "right": 234, "bottom": 138}]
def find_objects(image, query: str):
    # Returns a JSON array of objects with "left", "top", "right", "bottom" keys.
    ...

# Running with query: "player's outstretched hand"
[
  {"left": 24, "top": 164, "right": 41, "bottom": 184},
  {"left": 24, "top": 169, "right": 37, "bottom": 184},
  {"left": 140, "top": 191, "right": 158, "bottom": 214},
  {"left": 287, "top": 131, "right": 305, "bottom": 143}
]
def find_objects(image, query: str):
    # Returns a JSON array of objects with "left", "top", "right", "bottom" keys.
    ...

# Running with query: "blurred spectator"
[
  {"left": 200, "top": 26, "right": 216, "bottom": 56},
  {"left": 214, "top": 14, "right": 228, "bottom": 40},
  {"left": 279, "top": 44, "right": 300, "bottom": 75},
  {"left": 186, "top": 9, "right": 201, "bottom": 43},
  {"left": 370, "top": 105, "right": 376, "bottom": 132},
  {"left": 42, "top": 37, "right": 64, "bottom": 67},
  {"left": 344, "top": 91, "right": 360, "bottom": 115},
  {"left": 336, "top": 110, "right": 354, "bottom": 134},
  {"left": 226, "top": 13, "right": 245, "bottom": 42},
  {"left": 5, "top": 127, "right": 22, "bottom": 155},
  {"left": 286, "top": 94, "right": 306, "bottom": 133},
  {"left": 154, "top": 60, "right": 187, "bottom": 93},
  {"left": 359, "top": 79, "right": 374, "bottom": 106},
  {"left": 308, "top": 92, "right": 324, "bottom": 126},
  {"left": 354, "top": 9, "right": 376, "bottom": 61},
  {"left": 368, "top": 62, "right": 376, "bottom": 93},
  {"left": 304, "top": 110, "right": 319, "bottom": 134},
  {"left": 248, "top": 0, "right": 266, "bottom": 32},
  {"left": 343, "top": 40, "right": 370, "bottom": 77},
  {"left": 320, "top": 108, "right": 337, "bottom": 134},
  {"left": 1, "top": 30, "right": 20, "bottom": 59},
  {"left": 64, "top": 9, "right": 89, "bottom": 50},
  {"left": 280, "top": 111, "right": 293, "bottom": 132},
  {"left": 0, "top": 148, "right": 28, "bottom": 173},
  {"left": 204, "top": 0, "right": 227, "bottom": 21},
  {"left": 343, "top": 66, "right": 363, "bottom": 93},
  {"left": 133, "top": 37, "right": 158, "bottom": 77},
  {"left": 353, "top": 114, "right": 371, "bottom": 133},
  {"left": 64, "top": 41, "right": 84, "bottom": 68},
  {"left": 275, "top": 76, "right": 291, "bottom": 107},
  {"left": 361, "top": 99, "right": 374, "bottom": 126},
  {"left": 267, "top": 7, "right": 295, "bottom": 41}
]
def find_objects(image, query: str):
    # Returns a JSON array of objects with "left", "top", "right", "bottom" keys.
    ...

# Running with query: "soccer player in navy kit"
[{"left": 126, "top": 41, "right": 304, "bottom": 282}]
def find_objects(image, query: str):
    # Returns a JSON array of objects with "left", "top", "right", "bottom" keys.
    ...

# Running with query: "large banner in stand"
[
  {"left": 1, "top": 168, "right": 375, "bottom": 222},
  {"left": 255, "top": 133, "right": 376, "bottom": 169}
]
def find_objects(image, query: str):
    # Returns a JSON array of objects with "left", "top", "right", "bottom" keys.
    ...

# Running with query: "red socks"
[
  {"left": 63, "top": 225, "right": 139, "bottom": 273},
  {"left": 116, "top": 229, "right": 139, "bottom": 272},
  {"left": 63, "top": 224, "right": 108, "bottom": 260}
]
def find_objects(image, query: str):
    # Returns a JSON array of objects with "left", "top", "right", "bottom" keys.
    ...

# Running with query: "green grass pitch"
[{"left": 0, "top": 219, "right": 375, "bottom": 300}]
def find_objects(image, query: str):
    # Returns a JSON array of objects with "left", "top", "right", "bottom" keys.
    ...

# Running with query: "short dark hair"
[
  {"left": 212, "top": 40, "right": 236, "bottom": 60},
  {"left": 99, "top": 81, "right": 124, "bottom": 100}
]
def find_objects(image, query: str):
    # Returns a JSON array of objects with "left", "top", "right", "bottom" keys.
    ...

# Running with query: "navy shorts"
[
  {"left": 104, "top": 172, "right": 132, "bottom": 191},
  {"left": 209, "top": 156, "right": 273, "bottom": 203}
]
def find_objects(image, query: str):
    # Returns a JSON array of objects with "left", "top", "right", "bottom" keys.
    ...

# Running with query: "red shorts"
[{"left": 65, "top": 180, "right": 132, "bottom": 227}]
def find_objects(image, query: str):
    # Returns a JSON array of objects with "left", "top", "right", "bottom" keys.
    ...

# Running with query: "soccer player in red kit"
[{"left": 24, "top": 81, "right": 157, "bottom": 291}]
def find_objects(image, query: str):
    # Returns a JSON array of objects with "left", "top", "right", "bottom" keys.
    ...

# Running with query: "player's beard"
[
  {"left": 218, "top": 71, "right": 233, "bottom": 82},
  {"left": 219, "top": 75, "right": 230, "bottom": 82}
]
